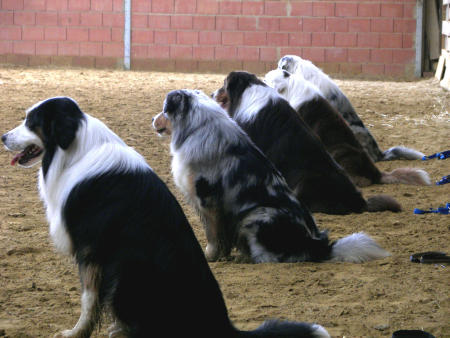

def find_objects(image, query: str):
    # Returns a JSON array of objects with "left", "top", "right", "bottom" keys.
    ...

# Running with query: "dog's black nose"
[{"left": 1, "top": 134, "right": 6, "bottom": 144}]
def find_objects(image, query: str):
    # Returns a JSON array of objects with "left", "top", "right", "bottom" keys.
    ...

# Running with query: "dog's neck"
[
  {"left": 232, "top": 84, "right": 279, "bottom": 124},
  {"left": 40, "top": 114, "right": 147, "bottom": 208},
  {"left": 170, "top": 103, "right": 242, "bottom": 167},
  {"left": 285, "top": 75, "right": 323, "bottom": 111}
]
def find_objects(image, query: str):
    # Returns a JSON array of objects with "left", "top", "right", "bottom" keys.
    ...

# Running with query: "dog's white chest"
[
  {"left": 38, "top": 169, "right": 73, "bottom": 256},
  {"left": 171, "top": 154, "right": 194, "bottom": 196}
]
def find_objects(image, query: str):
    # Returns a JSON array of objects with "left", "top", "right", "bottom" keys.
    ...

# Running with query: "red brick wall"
[
  {"left": 0, "top": 0, "right": 417, "bottom": 77},
  {"left": 0, "top": 0, "right": 124, "bottom": 68}
]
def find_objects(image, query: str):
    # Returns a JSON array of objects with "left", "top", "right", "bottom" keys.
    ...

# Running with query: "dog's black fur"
[
  {"left": 297, "top": 95, "right": 428, "bottom": 188},
  {"left": 297, "top": 95, "right": 382, "bottom": 187},
  {"left": 65, "top": 170, "right": 239, "bottom": 337},
  {"left": 214, "top": 72, "right": 401, "bottom": 214},
  {"left": 2, "top": 97, "right": 328, "bottom": 338}
]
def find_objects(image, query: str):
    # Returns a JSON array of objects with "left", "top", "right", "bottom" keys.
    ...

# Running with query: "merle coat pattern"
[{"left": 155, "top": 89, "right": 390, "bottom": 267}]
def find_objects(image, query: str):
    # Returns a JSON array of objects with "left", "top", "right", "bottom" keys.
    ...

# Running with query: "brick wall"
[
  {"left": 0, "top": 0, "right": 417, "bottom": 77},
  {"left": 0, "top": 0, "right": 124, "bottom": 68}
]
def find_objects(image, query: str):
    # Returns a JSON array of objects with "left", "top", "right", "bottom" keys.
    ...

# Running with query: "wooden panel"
[
  {"left": 443, "top": 2, "right": 449, "bottom": 53},
  {"left": 440, "top": 54, "right": 450, "bottom": 90},
  {"left": 426, "top": 0, "right": 440, "bottom": 59},
  {"left": 435, "top": 52, "right": 446, "bottom": 80},
  {"left": 443, "top": 20, "right": 450, "bottom": 36},
  {"left": 436, "top": 2, "right": 447, "bottom": 81}
]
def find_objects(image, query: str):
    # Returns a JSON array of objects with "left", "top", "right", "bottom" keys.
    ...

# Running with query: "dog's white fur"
[
  {"left": 3, "top": 97, "right": 149, "bottom": 337},
  {"left": 330, "top": 232, "right": 391, "bottom": 263},
  {"left": 264, "top": 68, "right": 323, "bottom": 111},
  {"left": 277, "top": 55, "right": 338, "bottom": 98},
  {"left": 2, "top": 123, "right": 44, "bottom": 168},
  {"left": 229, "top": 84, "right": 281, "bottom": 124}
]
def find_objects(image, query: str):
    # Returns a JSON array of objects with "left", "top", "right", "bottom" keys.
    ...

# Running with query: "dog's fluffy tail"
[
  {"left": 328, "top": 232, "right": 390, "bottom": 263},
  {"left": 238, "top": 320, "right": 330, "bottom": 337},
  {"left": 380, "top": 168, "right": 431, "bottom": 186},
  {"left": 366, "top": 194, "right": 402, "bottom": 212},
  {"left": 382, "top": 146, "right": 425, "bottom": 161}
]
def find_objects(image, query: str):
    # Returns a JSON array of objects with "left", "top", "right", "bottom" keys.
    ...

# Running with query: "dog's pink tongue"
[{"left": 11, "top": 153, "right": 22, "bottom": 166}]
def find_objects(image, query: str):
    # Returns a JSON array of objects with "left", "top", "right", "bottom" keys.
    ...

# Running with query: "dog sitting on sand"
[
  {"left": 264, "top": 68, "right": 430, "bottom": 187},
  {"left": 278, "top": 55, "right": 425, "bottom": 162},
  {"left": 153, "top": 89, "right": 390, "bottom": 265}
]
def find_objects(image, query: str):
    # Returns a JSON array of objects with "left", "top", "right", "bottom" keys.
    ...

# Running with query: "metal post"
[
  {"left": 123, "top": 0, "right": 131, "bottom": 70},
  {"left": 415, "top": 0, "right": 424, "bottom": 77}
]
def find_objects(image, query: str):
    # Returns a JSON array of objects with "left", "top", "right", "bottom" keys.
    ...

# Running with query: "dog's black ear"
[
  {"left": 52, "top": 113, "right": 79, "bottom": 149},
  {"left": 226, "top": 72, "right": 250, "bottom": 102},
  {"left": 279, "top": 56, "right": 293, "bottom": 71},
  {"left": 283, "top": 70, "right": 291, "bottom": 78},
  {"left": 164, "top": 90, "right": 191, "bottom": 119},
  {"left": 47, "top": 98, "right": 84, "bottom": 150},
  {"left": 225, "top": 73, "right": 246, "bottom": 116},
  {"left": 164, "top": 91, "right": 184, "bottom": 115},
  {"left": 226, "top": 72, "right": 264, "bottom": 115},
  {"left": 228, "top": 72, "right": 265, "bottom": 93}
]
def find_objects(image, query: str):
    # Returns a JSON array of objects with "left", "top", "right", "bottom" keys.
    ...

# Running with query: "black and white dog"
[
  {"left": 154, "top": 89, "right": 390, "bottom": 265},
  {"left": 278, "top": 55, "right": 425, "bottom": 162},
  {"left": 265, "top": 68, "right": 430, "bottom": 187},
  {"left": 2, "top": 97, "right": 330, "bottom": 338},
  {"left": 213, "top": 71, "right": 401, "bottom": 215}
]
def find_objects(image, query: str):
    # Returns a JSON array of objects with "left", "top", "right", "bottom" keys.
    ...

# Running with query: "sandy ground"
[{"left": 0, "top": 65, "right": 449, "bottom": 338}]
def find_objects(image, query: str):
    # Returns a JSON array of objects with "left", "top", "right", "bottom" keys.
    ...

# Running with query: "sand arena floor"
[{"left": 0, "top": 65, "right": 449, "bottom": 337}]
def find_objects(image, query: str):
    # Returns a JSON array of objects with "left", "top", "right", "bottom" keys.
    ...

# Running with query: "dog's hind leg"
[{"left": 54, "top": 264, "right": 101, "bottom": 338}]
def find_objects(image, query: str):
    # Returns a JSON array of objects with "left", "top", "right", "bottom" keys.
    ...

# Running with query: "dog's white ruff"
[
  {"left": 232, "top": 84, "right": 281, "bottom": 123},
  {"left": 265, "top": 69, "right": 323, "bottom": 111},
  {"left": 25, "top": 105, "right": 150, "bottom": 255}
]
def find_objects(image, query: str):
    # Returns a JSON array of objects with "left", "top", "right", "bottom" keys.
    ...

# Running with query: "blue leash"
[
  {"left": 422, "top": 150, "right": 450, "bottom": 160},
  {"left": 436, "top": 175, "right": 450, "bottom": 185},
  {"left": 414, "top": 203, "right": 450, "bottom": 215}
]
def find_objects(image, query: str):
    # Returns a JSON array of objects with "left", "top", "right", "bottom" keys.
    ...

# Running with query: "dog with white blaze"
[
  {"left": 264, "top": 68, "right": 431, "bottom": 187},
  {"left": 277, "top": 55, "right": 425, "bottom": 162},
  {"left": 154, "top": 89, "right": 390, "bottom": 267},
  {"left": 3, "top": 96, "right": 332, "bottom": 338},
  {"left": 213, "top": 71, "right": 402, "bottom": 215}
]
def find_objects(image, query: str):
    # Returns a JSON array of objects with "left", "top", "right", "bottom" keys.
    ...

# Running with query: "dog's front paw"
[
  {"left": 108, "top": 322, "right": 128, "bottom": 338},
  {"left": 54, "top": 329, "right": 80, "bottom": 338},
  {"left": 109, "top": 329, "right": 128, "bottom": 338},
  {"left": 205, "top": 244, "right": 219, "bottom": 261}
]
